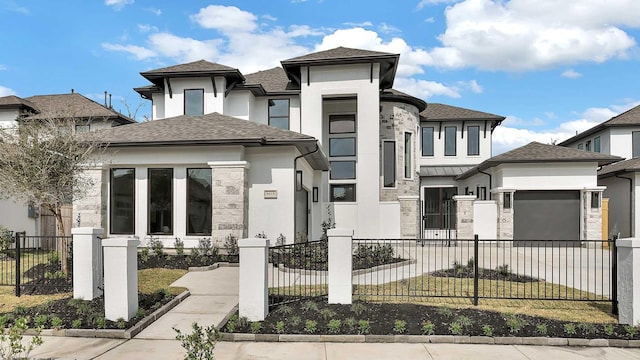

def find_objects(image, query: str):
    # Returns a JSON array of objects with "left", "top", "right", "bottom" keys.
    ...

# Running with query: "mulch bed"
[
  {"left": 226, "top": 299, "right": 638, "bottom": 339},
  {"left": 138, "top": 254, "right": 230, "bottom": 270},
  {"left": 431, "top": 267, "right": 538, "bottom": 283}
]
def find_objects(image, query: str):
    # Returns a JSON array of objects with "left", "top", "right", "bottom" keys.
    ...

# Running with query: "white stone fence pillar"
[
  {"left": 102, "top": 237, "right": 140, "bottom": 321},
  {"left": 71, "top": 227, "right": 103, "bottom": 300},
  {"left": 239, "top": 237, "right": 269, "bottom": 321},
  {"left": 617, "top": 237, "right": 640, "bottom": 325},
  {"left": 328, "top": 228, "right": 353, "bottom": 304}
]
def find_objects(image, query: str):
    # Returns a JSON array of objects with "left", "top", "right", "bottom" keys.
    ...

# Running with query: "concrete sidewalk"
[{"left": 22, "top": 266, "right": 640, "bottom": 359}]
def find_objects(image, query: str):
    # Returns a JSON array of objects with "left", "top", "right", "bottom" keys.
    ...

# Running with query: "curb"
[
  {"left": 188, "top": 262, "right": 239, "bottom": 272},
  {"left": 218, "top": 333, "right": 640, "bottom": 348}
]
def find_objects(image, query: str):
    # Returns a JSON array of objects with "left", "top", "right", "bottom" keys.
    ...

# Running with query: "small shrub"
[
  {"left": 96, "top": 317, "right": 106, "bottom": 329},
  {"left": 295, "top": 232, "right": 308, "bottom": 243},
  {"left": 50, "top": 317, "right": 63, "bottom": 330},
  {"left": 237, "top": 316, "right": 249, "bottom": 329},
  {"left": 289, "top": 316, "right": 302, "bottom": 327},
  {"left": 174, "top": 322, "right": 220, "bottom": 360},
  {"left": 357, "top": 320, "right": 371, "bottom": 335},
  {"left": 44, "top": 271, "right": 66, "bottom": 280},
  {"left": 72, "top": 319, "right": 82, "bottom": 329},
  {"left": 174, "top": 238, "right": 185, "bottom": 256},
  {"left": 449, "top": 321, "right": 463, "bottom": 335},
  {"left": 327, "top": 319, "right": 342, "bottom": 334},
  {"left": 536, "top": 323, "right": 548, "bottom": 336},
  {"left": 275, "top": 233, "right": 286, "bottom": 246},
  {"left": 304, "top": 320, "right": 317, "bottom": 334},
  {"left": 277, "top": 305, "right": 293, "bottom": 316},
  {"left": 505, "top": 314, "right": 527, "bottom": 334},
  {"left": 603, "top": 324, "right": 615, "bottom": 336},
  {"left": 274, "top": 321, "right": 285, "bottom": 334},
  {"left": 140, "top": 247, "right": 150, "bottom": 263},
  {"left": 225, "top": 315, "right": 238, "bottom": 333},
  {"left": 136, "top": 307, "right": 146, "bottom": 318},
  {"left": 47, "top": 251, "right": 61, "bottom": 266},
  {"left": 0, "top": 226, "right": 13, "bottom": 253},
  {"left": 578, "top": 322, "right": 596, "bottom": 335},
  {"left": 12, "top": 306, "right": 27, "bottom": 316},
  {"left": 224, "top": 234, "right": 239, "bottom": 256},
  {"left": 481, "top": 324, "right": 493, "bottom": 337},
  {"left": 116, "top": 318, "right": 127, "bottom": 329},
  {"left": 250, "top": 322, "right": 262, "bottom": 334},
  {"left": 319, "top": 308, "right": 336, "bottom": 321},
  {"left": 466, "top": 257, "right": 475, "bottom": 270},
  {"left": 301, "top": 300, "right": 319, "bottom": 313},
  {"left": 148, "top": 237, "right": 164, "bottom": 257},
  {"left": 421, "top": 321, "right": 435, "bottom": 335},
  {"left": 436, "top": 306, "right": 453, "bottom": 318},
  {"left": 344, "top": 317, "right": 357, "bottom": 332},
  {"left": 564, "top": 323, "right": 577, "bottom": 335},
  {"left": 350, "top": 302, "right": 367, "bottom": 316},
  {"left": 496, "top": 264, "right": 511, "bottom": 277},
  {"left": 455, "top": 315, "right": 473, "bottom": 328},
  {"left": 34, "top": 315, "right": 48, "bottom": 328},
  {"left": 320, "top": 205, "right": 335, "bottom": 241},
  {"left": 625, "top": 325, "right": 638, "bottom": 338},
  {"left": 393, "top": 320, "right": 407, "bottom": 334},
  {"left": 0, "top": 317, "right": 43, "bottom": 360}
]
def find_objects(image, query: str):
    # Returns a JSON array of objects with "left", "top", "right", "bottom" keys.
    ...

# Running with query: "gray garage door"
[{"left": 513, "top": 190, "right": 580, "bottom": 246}]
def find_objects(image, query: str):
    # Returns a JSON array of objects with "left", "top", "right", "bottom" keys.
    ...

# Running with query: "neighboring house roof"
[
  {"left": 598, "top": 157, "right": 640, "bottom": 178},
  {"left": 281, "top": 47, "right": 399, "bottom": 90},
  {"left": 420, "top": 103, "right": 505, "bottom": 130},
  {"left": 243, "top": 67, "right": 297, "bottom": 94},
  {"left": 381, "top": 89, "right": 427, "bottom": 112},
  {"left": 558, "top": 104, "right": 640, "bottom": 146},
  {"left": 0, "top": 95, "right": 38, "bottom": 111},
  {"left": 457, "top": 142, "right": 622, "bottom": 180},
  {"left": 138, "top": 59, "right": 246, "bottom": 88},
  {"left": 420, "top": 165, "right": 475, "bottom": 177},
  {"left": 90, "top": 112, "right": 329, "bottom": 170},
  {"left": 23, "top": 93, "right": 135, "bottom": 125}
]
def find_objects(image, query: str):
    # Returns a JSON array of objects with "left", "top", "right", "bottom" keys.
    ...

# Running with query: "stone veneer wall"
[
  {"left": 495, "top": 190, "right": 514, "bottom": 240},
  {"left": 210, "top": 162, "right": 249, "bottom": 247},
  {"left": 583, "top": 190, "right": 603, "bottom": 241},
  {"left": 379, "top": 102, "right": 420, "bottom": 238},
  {"left": 454, "top": 195, "right": 475, "bottom": 239},
  {"left": 72, "top": 166, "right": 106, "bottom": 229}
]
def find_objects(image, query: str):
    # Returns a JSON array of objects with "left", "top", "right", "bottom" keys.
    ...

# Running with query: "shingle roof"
[
  {"left": 0, "top": 95, "right": 37, "bottom": 110},
  {"left": 598, "top": 157, "right": 640, "bottom": 178},
  {"left": 281, "top": 47, "right": 399, "bottom": 90},
  {"left": 421, "top": 103, "right": 505, "bottom": 122},
  {"left": 24, "top": 93, "right": 135, "bottom": 124},
  {"left": 457, "top": 142, "right": 622, "bottom": 180},
  {"left": 142, "top": 60, "right": 238, "bottom": 74},
  {"left": 558, "top": 104, "right": 640, "bottom": 146},
  {"left": 380, "top": 89, "right": 427, "bottom": 112},
  {"left": 243, "top": 67, "right": 297, "bottom": 93}
]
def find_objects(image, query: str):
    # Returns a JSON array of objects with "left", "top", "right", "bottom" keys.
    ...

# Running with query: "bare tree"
[{"left": 0, "top": 115, "right": 102, "bottom": 270}]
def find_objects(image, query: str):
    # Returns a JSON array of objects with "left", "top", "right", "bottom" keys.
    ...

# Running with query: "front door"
[
  {"left": 423, "top": 187, "right": 457, "bottom": 239},
  {"left": 295, "top": 188, "right": 309, "bottom": 242}
]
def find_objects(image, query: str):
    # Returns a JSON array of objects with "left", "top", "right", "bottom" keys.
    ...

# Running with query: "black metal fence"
[
  {"left": 352, "top": 237, "right": 617, "bottom": 314},
  {"left": 0, "top": 232, "right": 73, "bottom": 296},
  {"left": 268, "top": 240, "right": 328, "bottom": 308}
]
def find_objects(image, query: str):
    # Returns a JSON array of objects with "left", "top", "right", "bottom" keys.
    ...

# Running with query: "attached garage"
[{"left": 513, "top": 190, "right": 580, "bottom": 244}]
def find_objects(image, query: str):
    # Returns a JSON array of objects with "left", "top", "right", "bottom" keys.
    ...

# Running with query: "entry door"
[
  {"left": 295, "top": 188, "right": 309, "bottom": 242},
  {"left": 423, "top": 187, "right": 457, "bottom": 239},
  {"left": 513, "top": 190, "right": 580, "bottom": 246}
]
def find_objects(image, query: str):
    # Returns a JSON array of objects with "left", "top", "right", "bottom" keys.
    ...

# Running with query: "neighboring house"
[
  {"left": 0, "top": 92, "right": 135, "bottom": 236},
  {"left": 72, "top": 46, "right": 614, "bottom": 245}
]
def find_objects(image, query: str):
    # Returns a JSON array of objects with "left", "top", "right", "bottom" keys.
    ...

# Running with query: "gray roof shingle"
[
  {"left": 142, "top": 60, "right": 238, "bottom": 74},
  {"left": 0, "top": 95, "right": 37, "bottom": 110},
  {"left": 282, "top": 47, "right": 395, "bottom": 63},
  {"left": 598, "top": 157, "right": 640, "bottom": 178},
  {"left": 421, "top": 103, "right": 505, "bottom": 122},
  {"left": 243, "top": 67, "right": 297, "bottom": 93},
  {"left": 457, "top": 142, "right": 622, "bottom": 180},
  {"left": 559, "top": 104, "right": 640, "bottom": 145},
  {"left": 24, "top": 93, "right": 135, "bottom": 124},
  {"left": 380, "top": 89, "right": 427, "bottom": 112}
]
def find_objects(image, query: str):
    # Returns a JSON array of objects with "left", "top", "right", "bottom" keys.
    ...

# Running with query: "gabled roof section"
[
  {"left": 558, "top": 104, "right": 640, "bottom": 146},
  {"left": 0, "top": 95, "right": 38, "bottom": 111},
  {"left": 243, "top": 67, "right": 298, "bottom": 94},
  {"left": 89, "top": 112, "right": 329, "bottom": 170},
  {"left": 23, "top": 93, "right": 135, "bottom": 125},
  {"left": 421, "top": 103, "right": 504, "bottom": 128},
  {"left": 139, "top": 59, "right": 245, "bottom": 87},
  {"left": 281, "top": 47, "right": 399, "bottom": 89},
  {"left": 380, "top": 89, "right": 427, "bottom": 112},
  {"left": 457, "top": 142, "right": 622, "bottom": 180},
  {"left": 598, "top": 157, "right": 640, "bottom": 178}
]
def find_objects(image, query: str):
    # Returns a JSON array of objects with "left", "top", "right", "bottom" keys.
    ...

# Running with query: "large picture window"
[
  {"left": 467, "top": 126, "right": 480, "bottom": 156},
  {"left": 268, "top": 99, "right": 289, "bottom": 129},
  {"left": 184, "top": 89, "right": 204, "bottom": 116},
  {"left": 445, "top": 126, "right": 456, "bottom": 156},
  {"left": 422, "top": 127, "right": 434, "bottom": 156},
  {"left": 383, "top": 141, "right": 396, "bottom": 187},
  {"left": 148, "top": 168, "right": 173, "bottom": 235},
  {"left": 110, "top": 168, "right": 135, "bottom": 234},
  {"left": 187, "top": 168, "right": 212, "bottom": 236}
]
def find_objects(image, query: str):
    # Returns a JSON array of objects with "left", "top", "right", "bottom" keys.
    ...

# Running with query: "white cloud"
[
  {"left": 0, "top": 65, "right": 6, "bottom": 71},
  {"left": 562, "top": 69, "right": 582, "bottom": 79},
  {"left": 344, "top": 21, "right": 373, "bottom": 27},
  {"left": 394, "top": 77, "right": 461, "bottom": 99},
  {"left": 416, "top": 0, "right": 459, "bottom": 10},
  {"left": 105, "top": 0, "right": 134, "bottom": 10},
  {"left": 146, "top": 7, "right": 161, "bottom": 15},
  {"left": 462, "top": 80, "right": 483, "bottom": 94},
  {"left": 138, "top": 24, "right": 158, "bottom": 33},
  {"left": 379, "top": 23, "right": 401, "bottom": 35},
  {"left": 147, "top": 33, "right": 221, "bottom": 63},
  {"left": 424, "top": 17, "right": 436, "bottom": 23},
  {"left": 0, "top": 85, "right": 16, "bottom": 97},
  {"left": 262, "top": 14, "right": 277, "bottom": 21},
  {"left": 101, "top": 43, "right": 156, "bottom": 60},
  {"left": 191, "top": 5, "right": 258, "bottom": 34},
  {"left": 3, "top": 1, "right": 29, "bottom": 14},
  {"left": 425, "top": 0, "right": 640, "bottom": 71}
]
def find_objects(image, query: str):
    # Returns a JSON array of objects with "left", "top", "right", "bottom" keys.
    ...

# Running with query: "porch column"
[
  {"left": 398, "top": 196, "right": 420, "bottom": 239},
  {"left": 328, "top": 228, "right": 353, "bottom": 304},
  {"left": 494, "top": 189, "right": 515, "bottom": 240},
  {"left": 617, "top": 237, "right": 640, "bottom": 325},
  {"left": 238, "top": 237, "right": 269, "bottom": 321},
  {"left": 453, "top": 195, "right": 475, "bottom": 240},
  {"left": 72, "top": 164, "right": 105, "bottom": 229},
  {"left": 209, "top": 161, "right": 250, "bottom": 247},
  {"left": 102, "top": 237, "right": 140, "bottom": 321},
  {"left": 583, "top": 187, "right": 605, "bottom": 241},
  {"left": 71, "top": 227, "right": 103, "bottom": 300}
]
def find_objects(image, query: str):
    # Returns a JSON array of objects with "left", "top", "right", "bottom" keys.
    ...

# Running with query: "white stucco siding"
[
  {"left": 600, "top": 176, "right": 632, "bottom": 238},
  {"left": 104, "top": 146, "right": 244, "bottom": 166},
  {"left": 497, "top": 163, "right": 598, "bottom": 189},
  {"left": 0, "top": 199, "right": 38, "bottom": 235},
  {"left": 162, "top": 77, "right": 226, "bottom": 118},
  {"left": 419, "top": 120, "right": 492, "bottom": 167},
  {"left": 379, "top": 202, "right": 401, "bottom": 238},
  {"left": 226, "top": 91, "right": 251, "bottom": 120},
  {"left": 151, "top": 93, "right": 165, "bottom": 120},
  {"left": 456, "top": 173, "right": 491, "bottom": 198},
  {"left": 610, "top": 127, "right": 633, "bottom": 159}
]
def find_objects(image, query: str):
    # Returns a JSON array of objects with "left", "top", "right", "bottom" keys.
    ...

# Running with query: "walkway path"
[{"left": 24, "top": 266, "right": 640, "bottom": 360}]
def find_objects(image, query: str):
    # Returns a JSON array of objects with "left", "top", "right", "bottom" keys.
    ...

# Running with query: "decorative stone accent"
[
  {"left": 494, "top": 189, "right": 515, "bottom": 240},
  {"left": 72, "top": 166, "right": 106, "bottom": 229},
  {"left": 453, "top": 195, "right": 475, "bottom": 239},
  {"left": 583, "top": 189, "right": 604, "bottom": 241},
  {"left": 209, "top": 161, "right": 250, "bottom": 246},
  {"left": 398, "top": 196, "right": 420, "bottom": 238}
]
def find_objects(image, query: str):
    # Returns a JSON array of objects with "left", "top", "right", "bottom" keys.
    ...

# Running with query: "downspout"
[
  {"left": 478, "top": 169, "right": 492, "bottom": 200},
  {"left": 615, "top": 174, "right": 633, "bottom": 237},
  {"left": 293, "top": 142, "right": 320, "bottom": 242}
]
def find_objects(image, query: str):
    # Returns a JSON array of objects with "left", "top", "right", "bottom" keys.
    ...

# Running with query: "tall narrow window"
[
  {"left": 634, "top": 132, "right": 640, "bottom": 157},
  {"left": 383, "top": 141, "right": 396, "bottom": 187},
  {"left": 184, "top": 89, "right": 204, "bottom": 116},
  {"left": 421, "top": 127, "right": 434, "bottom": 156},
  {"left": 468, "top": 126, "right": 480, "bottom": 156},
  {"left": 578, "top": 143, "right": 584, "bottom": 150},
  {"left": 110, "top": 168, "right": 135, "bottom": 234},
  {"left": 591, "top": 192, "right": 600, "bottom": 209},
  {"left": 585, "top": 140, "right": 591, "bottom": 152},
  {"left": 268, "top": 99, "right": 289, "bottom": 129},
  {"left": 187, "top": 168, "right": 212, "bottom": 236},
  {"left": 444, "top": 126, "right": 456, "bottom": 156},
  {"left": 594, "top": 137, "right": 601, "bottom": 153},
  {"left": 148, "top": 168, "right": 173, "bottom": 235},
  {"left": 503, "top": 192, "right": 512, "bottom": 209},
  {"left": 404, "top": 132, "right": 412, "bottom": 178}
]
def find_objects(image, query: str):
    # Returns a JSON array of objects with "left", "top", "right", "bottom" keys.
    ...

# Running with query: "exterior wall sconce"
[
  {"left": 296, "top": 171, "right": 303, "bottom": 191},
  {"left": 312, "top": 187, "right": 318, "bottom": 202}
]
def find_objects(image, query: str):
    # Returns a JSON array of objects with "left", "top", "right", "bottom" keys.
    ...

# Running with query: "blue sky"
[{"left": 1, "top": 0, "right": 639, "bottom": 154}]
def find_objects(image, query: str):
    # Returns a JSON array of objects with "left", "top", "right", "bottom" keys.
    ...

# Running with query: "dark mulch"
[
  {"left": 138, "top": 254, "right": 232, "bottom": 270},
  {"left": 431, "top": 267, "right": 537, "bottom": 283},
  {"left": 225, "top": 299, "right": 637, "bottom": 339}
]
